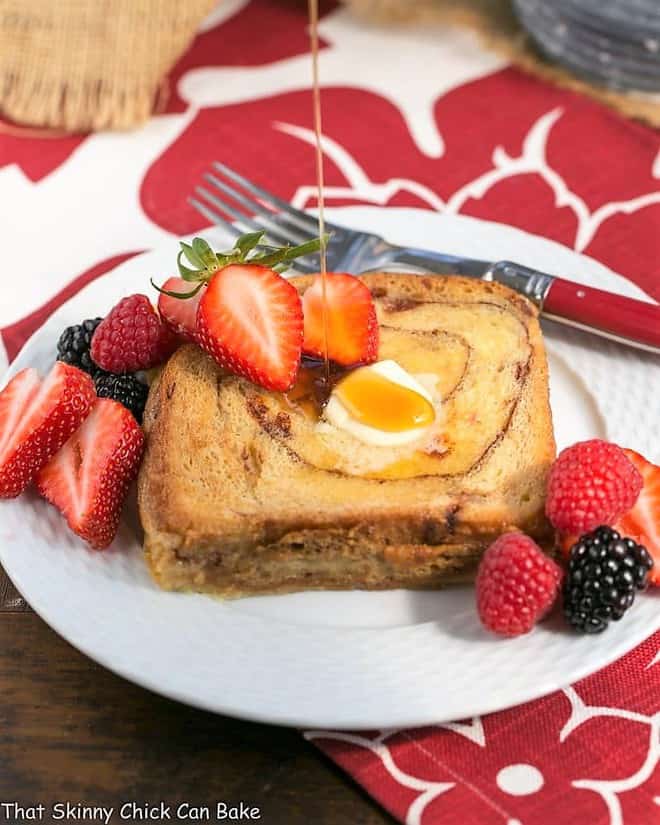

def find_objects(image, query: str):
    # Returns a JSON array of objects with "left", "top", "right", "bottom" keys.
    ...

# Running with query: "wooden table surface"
[{"left": 0, "top": 568, "right": 393, "bottom": 824}]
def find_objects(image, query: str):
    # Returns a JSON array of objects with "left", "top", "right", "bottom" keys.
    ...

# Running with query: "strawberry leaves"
[
  {"left": 149, "top": 280, "right": 206, "bottom": 300},
  {"left": 152, "top": 231, "right": 327, "bottom": 299},
  {"left": 235, "top": 230, "right": 267, "bottom": 256},
  {"left": 256, "top": 236, "right": 327, "bottom": 269}
]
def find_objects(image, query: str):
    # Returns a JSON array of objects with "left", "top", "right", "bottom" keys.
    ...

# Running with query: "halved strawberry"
[
  {"left": 302, "top": 273, "right": 378, "bottom": 366},
  {"left": 614, "top": 449, "right": 660, "bottom": 585},
  {"left": 196, "top": 264, "right": 303, "bottom": 392},
  {"left": 0, "top": 363, "right": 96, "bottom": 499},
  {"left": 36, "top": 398, "right": 144, "bottom": 550},
  {"left": 157, "top": 277, "right": 205, "bottom": 341}
]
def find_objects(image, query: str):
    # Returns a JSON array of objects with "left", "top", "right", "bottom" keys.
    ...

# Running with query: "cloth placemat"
[
  {"left": 308, "top": 633, "right": 660, "bottom": 824},
  {"left": 0, "top": 1, "right": 658, "bottom": 822}
]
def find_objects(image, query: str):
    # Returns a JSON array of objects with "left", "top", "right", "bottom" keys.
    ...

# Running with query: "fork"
[
  {"left": 190, "top": 162, "right": 660, "bottom": 355},
  {"left": 190, "top": 162, "right": 499, "bottom": 277}
]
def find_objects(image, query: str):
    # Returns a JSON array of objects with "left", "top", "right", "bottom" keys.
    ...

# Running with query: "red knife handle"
[{"left": 543, "top": 278, "right": 660, "bottom": 353}]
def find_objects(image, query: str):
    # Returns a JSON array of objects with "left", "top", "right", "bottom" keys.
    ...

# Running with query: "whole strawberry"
[
  {"left": 91, "top": 294, "right": 178, "bottom": 374},
  {"left": 476, "top": 532, "right": 563, "bottom": 636},
  {"left": 546, "top": 439, "right": 642, "bottom": 535}
]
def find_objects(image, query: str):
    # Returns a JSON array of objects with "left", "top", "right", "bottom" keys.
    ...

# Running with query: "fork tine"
[
  {"left": 196, "top": 187, "right": 266, "bottom": 234},
  {"left": 196, "top": 185, "right": 308, "bottom": 251},
  {"left": 213, "top": 161, "right": 343, "bottom": 235},
  {"left": 204, "top": 172, "right": 310, "bottom": 243},
  {"left": 202, "top": 175, "right": 310, "bottom": 245},
  {"left": 188, "top": 197, "right": 240, "bottom": 239},
  {"left": 188, "top": 197, "right": 317, "bottom": 275},
  {"left": 188, "top": 198, "right": 242, "bottom": 237},
  {"left": 195, "top": 186, "right": 288, "bottom": 244}
]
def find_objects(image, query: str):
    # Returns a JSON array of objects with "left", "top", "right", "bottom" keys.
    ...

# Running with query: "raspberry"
[
  {"left": 90, "top": 294, "right": 178, "bottom": 373},
  {"left": 476, "top": 532, "right": 563, "bottom": 636},
  {"left": 546, "top": 440, "right": 642, "bottom": 535}
]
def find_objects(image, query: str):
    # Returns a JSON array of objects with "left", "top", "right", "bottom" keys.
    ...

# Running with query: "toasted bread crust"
[{"left": 138, "top": 273, "right": 555, "bottom": 596}]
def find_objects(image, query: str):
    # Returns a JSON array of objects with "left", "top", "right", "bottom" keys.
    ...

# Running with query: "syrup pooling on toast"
[
  {"left": 308, "top": 0, "right": 330, "bottom": 384},
  {"left": 283, "top": 355, "right": 353, "bottom": 418}
]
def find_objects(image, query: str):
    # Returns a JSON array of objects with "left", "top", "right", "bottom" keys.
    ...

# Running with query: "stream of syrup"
[{"left": 308, "top": 0, "right": 330, "bottom": 384}]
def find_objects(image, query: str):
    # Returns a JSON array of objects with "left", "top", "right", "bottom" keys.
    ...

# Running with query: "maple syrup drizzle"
[{"left": 308, "top": 0, "right": 330, "bottom": 384}]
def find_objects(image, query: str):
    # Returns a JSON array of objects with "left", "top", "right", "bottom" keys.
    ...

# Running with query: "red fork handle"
[{"left": 543, "top": 278, "right": 660, "bottom": 354}]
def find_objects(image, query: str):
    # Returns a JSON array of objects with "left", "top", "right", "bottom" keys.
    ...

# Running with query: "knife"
[{"left": 384, "top": 249, "right": 660, "bottom": 356}]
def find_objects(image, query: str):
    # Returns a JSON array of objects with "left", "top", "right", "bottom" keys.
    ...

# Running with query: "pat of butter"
[{"left": 322, "top": 360, "right": 439, "bottom": 447}]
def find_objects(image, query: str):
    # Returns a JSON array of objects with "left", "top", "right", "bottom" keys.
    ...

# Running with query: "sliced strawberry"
[
  {"left": 302, "top": 273, "right": 379, "bottom": 366},
  {"left": 0, "top": 363, "right": 96, "bottom": 499},
  {"left": 196, "top": 264, "right": 303, "bottom": 392},
  {"left": 36, "top": 398, "right": 144, "bottom": 550},
  {"left": 157, "top": 277, "right": 205, "bottom": 341},
  {"left": 614, "top": 449, "right": 660, "bottom": 585}
]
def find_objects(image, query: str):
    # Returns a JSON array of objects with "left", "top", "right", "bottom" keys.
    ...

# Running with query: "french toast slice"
[{"left": 138, "top": 273, "right": 556, "bottom": 597}]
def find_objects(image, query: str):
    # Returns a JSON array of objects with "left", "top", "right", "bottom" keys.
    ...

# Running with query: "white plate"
[{"left": 1, "top": 207, "right": 659, "bottom": 729}]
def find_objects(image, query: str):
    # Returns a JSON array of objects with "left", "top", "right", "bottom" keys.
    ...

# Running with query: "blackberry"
[
  {"left": 563, "top": 526, "right": 653, "bottom": 634},
  {"left": 94, "top": 373, "right": 149, "bottom": 424},
  {"left": 56, "top": 318, "right": 103, "bottom": 376}
]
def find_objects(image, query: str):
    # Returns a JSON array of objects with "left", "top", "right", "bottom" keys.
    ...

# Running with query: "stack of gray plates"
[{"left": 513, "top": 0, "right": 660, "bottom": 92}]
